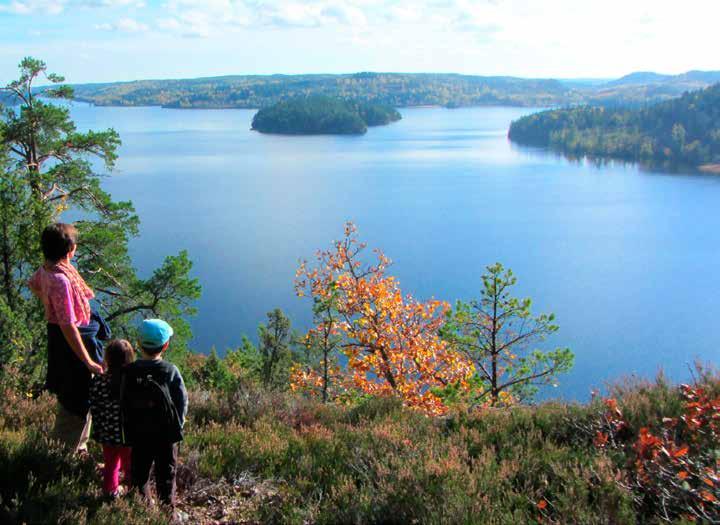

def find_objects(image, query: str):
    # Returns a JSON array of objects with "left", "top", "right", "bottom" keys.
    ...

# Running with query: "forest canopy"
[{"left": 508, "top": 83, "right": 720, "bottom": 167}]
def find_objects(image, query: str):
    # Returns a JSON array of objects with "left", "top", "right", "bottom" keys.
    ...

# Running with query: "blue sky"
[{"left": 0, "top": 0, "right": 718, "bottom": 84}]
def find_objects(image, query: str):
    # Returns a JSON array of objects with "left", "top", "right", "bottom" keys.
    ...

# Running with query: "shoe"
[
  {"left": 172, "top": 509, "right": 189, "bottom": 524},
  {"left": 104, "top": 485, "right": 126, "bottom": 500}
]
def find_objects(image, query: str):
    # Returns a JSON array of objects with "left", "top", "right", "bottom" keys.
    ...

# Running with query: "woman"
[{"left": 28, "top": 223, "right": 108, "bottom": 453}]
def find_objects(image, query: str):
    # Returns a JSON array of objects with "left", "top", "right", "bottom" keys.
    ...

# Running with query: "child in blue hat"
[{"left": 121, "top": 319, "right": 187, "bottom": 508}]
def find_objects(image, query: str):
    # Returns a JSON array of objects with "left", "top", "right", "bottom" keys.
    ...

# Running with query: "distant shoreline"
[
  {"left": 73, "top": 100, "right": 532, "bottom": 111},
  {"left": 699, "top": 164, "right": 720, "bottom": 174}
]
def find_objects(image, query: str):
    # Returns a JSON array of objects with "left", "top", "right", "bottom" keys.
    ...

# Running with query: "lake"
[{"left": 69, "top": 103, "right": 720, "bottom": 401}]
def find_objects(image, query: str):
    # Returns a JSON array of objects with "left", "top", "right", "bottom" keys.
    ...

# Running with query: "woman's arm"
[
  {"left": 28, "top": 282, "right": 41, "bottom": 298},
  {"left": 59, "top": 323, "right": 104, "bottom": 375},
  {"left": 27, "top": 273, "right": 44, "bottom": 300}
]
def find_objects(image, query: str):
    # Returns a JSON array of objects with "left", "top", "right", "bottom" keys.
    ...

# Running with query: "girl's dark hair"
[
  {"left": 105, "top": 339, "right": 135, "bottom": 372},
  {"left": 41, "top": 223, "right": 78, "bottom": 262},
  {"left": 104, "top": 339, "right": 135, "bottom": 398}
]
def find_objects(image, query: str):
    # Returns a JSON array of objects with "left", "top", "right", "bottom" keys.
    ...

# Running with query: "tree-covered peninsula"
[
  {"left": 250, "top": 96, "right": 401, "bottom": 135},
  {"left": 508, "top": 83, "right": 720, "bottom": 168}
]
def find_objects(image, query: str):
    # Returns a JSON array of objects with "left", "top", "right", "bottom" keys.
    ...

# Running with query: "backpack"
[{"left": 120, "top": 365, "right": 183, "bottom": 444}]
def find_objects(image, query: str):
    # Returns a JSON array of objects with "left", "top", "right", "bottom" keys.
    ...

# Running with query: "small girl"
[{"left": 89, "top": 339, "right": 135, "bottom": 497}]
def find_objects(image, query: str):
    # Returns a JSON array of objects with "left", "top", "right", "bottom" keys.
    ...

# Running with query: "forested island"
[
  {"left": 508, "top": 83, "right": 720, "bottom": 168},
  {"left": 250, "top": 96, "right": 401, "bottom": 135}
]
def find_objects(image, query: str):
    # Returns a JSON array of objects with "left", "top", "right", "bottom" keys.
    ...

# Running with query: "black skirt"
[{"left": 46, "top": 312, "right": 110, "bottom": 417}]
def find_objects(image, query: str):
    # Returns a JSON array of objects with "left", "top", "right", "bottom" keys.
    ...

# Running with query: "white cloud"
[
  {"left": 0, "top": 0, "right": 66, "bottom": 14},
  {"left": 79, "top": 0, "right": 145, "bottom": 6},
  {"left": 259, "top": 3, "right": 323, "bottom": 27},
  {"left": 156, "top": 0, "right": 377, "bottom": 38},
  {"left": 95, "top": 16, "right": 149, "bottom": 32},
  {"left": 321, "top": 4, "right": 367, "bottom": 27},
  {"left": 0, "top": 0, "right": 144, "bottom": 14},
  {"left": 4, "top": 0, "right": 720, "bottom": 78},
  {"left": 158, "top": 0, "right": 252, "bottom": 37}
]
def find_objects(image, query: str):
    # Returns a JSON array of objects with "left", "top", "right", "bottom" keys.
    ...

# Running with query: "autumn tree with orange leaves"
[{"left": 292, "top": 223, "right": 474, "bottom": 415}]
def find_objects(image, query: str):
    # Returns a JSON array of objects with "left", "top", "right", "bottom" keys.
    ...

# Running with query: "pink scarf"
[{"left": 49, "top": 260, "right": 94, "bottom": 325}]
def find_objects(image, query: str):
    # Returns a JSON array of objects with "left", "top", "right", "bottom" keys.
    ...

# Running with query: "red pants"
[{"left": 102, "top": 444, "right": 131, "bottom": 495}]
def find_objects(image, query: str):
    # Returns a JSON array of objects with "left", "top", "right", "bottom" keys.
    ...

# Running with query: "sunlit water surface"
[{"left": 69, "top": 103, "right": 720, "bottom": 400}]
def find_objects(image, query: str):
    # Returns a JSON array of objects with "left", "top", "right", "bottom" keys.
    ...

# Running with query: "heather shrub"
[
  {"left": 188, "top": 380, "right": 300, "bottom": 428},
  {"left": 0, "top": 404, "right": 176, "bottom": 524},
  {"left": 82, "top": 496, "right": 169, "bottom": 525},
  {"left": 184, "top": 396, "right": 636, "bottom": 524},
  {"left": 1, "top": 368, "right": 716, "bottom": 523},
  {"left": 606, "top": 374, "right": 686, "bottom": 430},
  {"left": 589, "top": 369, "right": 720, "bottom": 523},
  {"left": 0, "top": 387, "right": 56, "bottom": 434},
  {"left": 0, "top": 431, "right": 96, "bottom": 523},
  {"left": 345, "top": 394, "right": 405, "bottom": 423}
]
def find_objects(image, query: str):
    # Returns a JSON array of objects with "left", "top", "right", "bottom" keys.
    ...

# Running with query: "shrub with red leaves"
[{"left": 593, "top": 385, "right": 720, "bottom": 522}]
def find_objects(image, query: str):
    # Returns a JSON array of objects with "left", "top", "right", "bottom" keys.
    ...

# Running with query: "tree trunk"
[
  {"left": 1, "top": 218, "right": 13, "bottom": 310},
  {"left": 490, "top": 280, "right": 499, "bottom": 405},
  {"left": 322, "top": 349, "right": 329, "bottom": 403},
  {"left": 377, "top": 346, "right": 398, "bottom": 389}
]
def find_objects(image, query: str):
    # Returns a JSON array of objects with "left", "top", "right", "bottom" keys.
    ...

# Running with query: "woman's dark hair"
[
  {"left": 104, "top": 339, "right": 135, "bottom": 398},
  {"left": 41, "top": 223, "right": 78, "bottom": 262}
]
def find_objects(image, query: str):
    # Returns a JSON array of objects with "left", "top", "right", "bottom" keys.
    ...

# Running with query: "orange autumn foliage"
[{"left": 293, "top": 222, "right": 474, "bottom": 415}]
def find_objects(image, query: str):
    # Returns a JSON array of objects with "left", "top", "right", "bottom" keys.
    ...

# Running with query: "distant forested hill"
[
  {"left": 250, "top": 96, "right": 401, "bottom": 135},
  {"left": 22, "top": 69, "right": 720, "bottom": 111},
  {"left": 37, "top": 69, "right": 720, "bottom": 110},
  {"left": 508, "top": 83, "right": 720, "bottom": 168},
  {"left": 607, "top": 70, "right": 720, "bottom": 87},
  {"left": 65, "top": 73, "right": 576, "bottom": 109},
  {"left": 586, "top": 70, "right": 720, "bottom": 106}
]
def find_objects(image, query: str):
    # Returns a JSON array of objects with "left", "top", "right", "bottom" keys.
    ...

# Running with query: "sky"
[{"left": 0, "top": 0, "right": 718, "bottom": 84}]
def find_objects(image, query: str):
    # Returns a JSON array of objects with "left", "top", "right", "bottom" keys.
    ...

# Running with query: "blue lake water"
[{"left": 69, "top": 103, "right": 720, "bottom": 401}]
